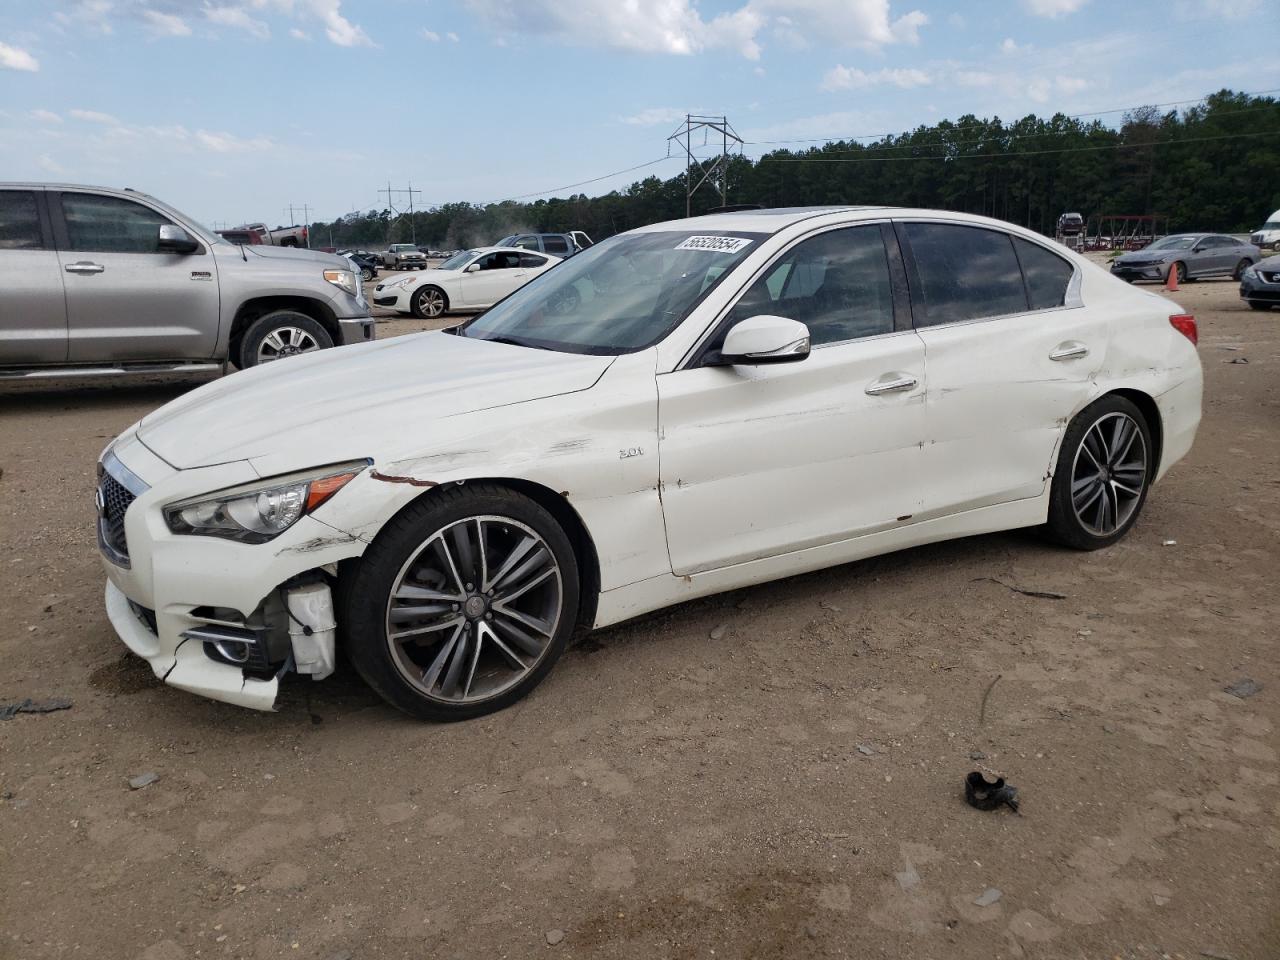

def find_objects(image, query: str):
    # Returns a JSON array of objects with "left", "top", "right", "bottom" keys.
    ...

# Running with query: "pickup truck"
[
  {"left": 0, "top": 182, "right": 375, "bottom": 376},
  {"left": 230, "top": 222, "right": 308, "bottom": 247},
  {"left": 384, "top": 243, "right": 428, "bottom": 270},
  {"left": 495, "top": 231, "right": 593, "bottom": 258}
]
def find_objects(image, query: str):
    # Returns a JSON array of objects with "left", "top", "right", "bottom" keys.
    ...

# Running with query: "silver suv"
[{"left": 0, "top": 183, "right": 375, "bottom": 377}]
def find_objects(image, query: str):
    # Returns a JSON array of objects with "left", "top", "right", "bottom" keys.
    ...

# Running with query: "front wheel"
[
  {"left": 1248, "top": 300, "right": 1271, "bottom": 311},
  {"left": 410, "top": 285, "right": 448, "bottom": 319},
  {"left": 237, "top": 310, "right": 332, "bottom": 368},
  {"left": 1232, "top": 259, "right": 1250, "bottom": 281},
  {"left": 1046, "top": 395, "right": 1153, "bottom": 550},
  {"left": 340, "top": 484, "right": 580, "bottom": 721}
]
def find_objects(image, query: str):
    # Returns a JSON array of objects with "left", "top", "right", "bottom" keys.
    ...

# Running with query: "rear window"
[
  {"left": 544, "top": 236, "right": 570, "bottom": 255},
  {"left": 903, "top": 223, "right": 1028, "bottom": 326},
  {"left": 1013, "top": 237, "right": 1074, "bottom": 310},
  {"left": 519, "top": 253, "right": 548, "bottom": 268},
  {"left": 0, "top": 191, "right": 42, "bottom": 250}
]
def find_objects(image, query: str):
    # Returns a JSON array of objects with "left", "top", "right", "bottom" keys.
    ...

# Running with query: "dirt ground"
[{"left": 1, "top": 279, "right": 1277, "bottom": 960}]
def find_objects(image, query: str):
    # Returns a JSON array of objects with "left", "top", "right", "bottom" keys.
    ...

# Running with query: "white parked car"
[
  {"left": 98, "top": 207, "right": 1202, "bottom": 721},
  {"left": 370, "top": 246, "right": 562, "bottom": 319}
]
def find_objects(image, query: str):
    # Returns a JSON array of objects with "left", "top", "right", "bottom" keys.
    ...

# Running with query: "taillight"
[{"left": 1169, "top": 314, "right": 1197, "bottom": 346}]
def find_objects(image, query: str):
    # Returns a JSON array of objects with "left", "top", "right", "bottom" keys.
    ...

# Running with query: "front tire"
[
  {"left": 1248, "top": 300, "right": 1270, "bottom": 311},
  {"left": 1046, "top": 395, "right": 1153, "bottom": 550},
  {"left": 340, "top": 484, "right": 580, "bottom": 721},
  {"left": 359, "top": 266, "right": 375, "bottom": 282},
  {"left": 236, "top": 310, "right": 332, "bottom": 368},
  {"left": 411, "top": 285, "right": 448, "bottom": 319}
]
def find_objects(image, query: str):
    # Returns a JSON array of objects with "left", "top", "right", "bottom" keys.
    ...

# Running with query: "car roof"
[{"left": 631, "top": 206, "right": 890, "bottom": 235}]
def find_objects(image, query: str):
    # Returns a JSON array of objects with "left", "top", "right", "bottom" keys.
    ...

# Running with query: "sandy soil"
[{"left": 1, "top": 280, "right": 1276, "bottom": 960}]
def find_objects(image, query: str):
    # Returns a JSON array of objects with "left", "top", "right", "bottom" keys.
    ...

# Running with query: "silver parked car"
[
  {"left": 0, "top": 183, "right": 375, "bottom": 377},
  {"left": 1110, "top": 233, "right": 1260, "bottom": 285}
]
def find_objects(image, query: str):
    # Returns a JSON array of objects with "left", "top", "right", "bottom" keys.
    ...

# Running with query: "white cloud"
[
  {"left": 195, "top": 129, "right": 274, "bottom": 152},
  {"left": 30, "top": 108, "right": 62, "bottom": 123},
  {"left": 1000, "top": 37, "right": 1025, "bottom": 54},
  {"left": 447, "top": 31, "right": 459, "bottom": 42},
  {"left": 463, "top": 0, "right": 927, "bottom": 59},
  {"left": 289, "top": 27, "right": 310, "bottom": 40},
  {"left": 0, "top": 40, "right": 40, "bottom": 71},
  {"left": 204, "top": 5, "right": 271, "bottom": 39},
  {"left": 38, "top": 154, "right": 66, "bottom": 174},
  {"left": 302, "top": 0, "right": 373, "bottom": 46},
  {"left": 954, "top": 70, "right": 998, "bottom": 87},
  {"left": 69, "top": 108, "right": 121, "bottom": 124},
  {"left": 141, "top": 9, "right": 192, "bottom": 36},
  {"left": 422, "top": 28, "right": 440, "bottom": 41},
  {"left": 821, "top": 65, "right": 930, "bottom": 91},
  {"left": 1021, "top": 0, "right": 1088, "bottom": 17},
  {"left": 754, "top": 66, "right": 766, "bottom": 77},
  {"left": 1175, "top": 0, "right": 1260, "bottom": 18},
  {"left": 620, "top": 107, "right": 690, "bottom": 126}
]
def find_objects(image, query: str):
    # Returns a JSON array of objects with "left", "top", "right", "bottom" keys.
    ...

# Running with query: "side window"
[
  {"left": 474, "top": 253, "right": 500, "bottom": 270},
  {"left": 61, "top": 193, "right": 174, "bottom": 253},
  {"left": 512, "top": 236, "right": 538, "bottom": 250},
  {"left": 1013, "top": 237, "right": 1074, "bottom": 310},
  {"left": 519, "top": 253, "right": 548, "bottom": 268},
  {"left": 903, "top": 223, "right": 1028, "bottom": 326},
  {"left": 0, "top": 191, "right": 43, "bottom": 250},
  {"left": 728, "top": 225, "right": 895, "bottom": 346},
  {"left": 544, "top": 235, "right": 570, "bottom": 256}
]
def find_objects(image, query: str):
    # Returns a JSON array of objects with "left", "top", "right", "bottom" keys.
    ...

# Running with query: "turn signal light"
[
  {"left": 306, "top": 472, "right": 359, "bottom": 512},
  {"left": 1169, "top": 314, "right": 1197, "bottom": 346}
]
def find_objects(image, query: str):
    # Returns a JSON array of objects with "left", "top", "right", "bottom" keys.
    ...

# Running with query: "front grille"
[
  {"left": 99, "top": 472, "right": 135, "bottom": 564},
  {"left": 128, "top": 600, "right": 158, "bottom": 635},
  {"left": 1263, "top": 273, "right": 1280, "bottom": 284}
]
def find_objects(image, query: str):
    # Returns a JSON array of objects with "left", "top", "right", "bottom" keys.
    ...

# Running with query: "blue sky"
[{"left": 1, "top": 0, "right": 1277, "bottom": 227}]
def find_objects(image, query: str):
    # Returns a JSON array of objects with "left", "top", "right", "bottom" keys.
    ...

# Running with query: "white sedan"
[
  {"left": 97, "top": 207, "right": 1202, "bottom": 721},
  {"left": 370, "top": 246, "right": 561, "bottom": 319}
]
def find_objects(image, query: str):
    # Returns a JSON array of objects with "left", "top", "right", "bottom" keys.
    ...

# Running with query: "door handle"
[
  {"left": 65, "top": 261, "right": 105, "bottom": 274},
  {"left": 1049, "top": 341, "right": 1089, "bottom": 361},
  {"left": 865, "top": 374, "right": 919, "bottom": 396}
]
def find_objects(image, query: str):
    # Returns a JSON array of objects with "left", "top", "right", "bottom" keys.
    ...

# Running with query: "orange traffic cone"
[{"left": 1166, "top": 262, "right": 1179, "bottom": 292}]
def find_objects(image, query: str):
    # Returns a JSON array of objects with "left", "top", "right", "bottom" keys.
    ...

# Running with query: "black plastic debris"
[
  {"left": 1223, "top": 678, "right": 1262, "bottom": 699},
  {"left": 965, "top": 771, "right": 1020, "bottom": 813},
  {"left": 0, "top": 698, "right": 73, "bottom": 721},
  {"left": 971, "top": 577, "right": 1067, "bottom": 600}
]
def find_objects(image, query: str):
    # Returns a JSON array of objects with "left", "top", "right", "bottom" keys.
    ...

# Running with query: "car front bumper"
[
  {"left": 1240, "top": 272, "right": 1280, "bottom": 303},
  {"left": 370, "top": 284, "right": 410, "bottom": 311},
  {"left": 1110, "top": 262, "right": 1167, "bottom": 281},
  {"left": 337, "top": 315, "right": 377, "bottom": 345},
  {"left": 97, "top": 431, "right": 370, "bottom": 711}
]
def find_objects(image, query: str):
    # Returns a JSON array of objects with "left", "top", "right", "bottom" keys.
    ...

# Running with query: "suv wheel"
[
  {"left": 340, "top": 484, "right": 580, "bottom": 721},
  {"left": 237, "top": 310, "right": 333, "bottom": 368}
]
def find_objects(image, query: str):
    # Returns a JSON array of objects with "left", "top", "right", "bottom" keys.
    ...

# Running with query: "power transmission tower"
[
  {"left": 667, "top": 115, "right": 743, "bottom": 217},
  {"left": 284, "top": 203, "right": 312, "bottom": 247},
  {"left": 377, "top": 182, "right": 424, "bottom": 243}
]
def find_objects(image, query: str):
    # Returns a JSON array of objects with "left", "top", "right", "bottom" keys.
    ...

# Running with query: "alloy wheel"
[
  {"left": 1070, "top": 412, "right": 1148, "bottom": 537},
  {"left": 416, "top": 287, "right": 445, "bottom": 318},
  {"left": 384, "top": 516, "right": 564, "bottom": 703},
  {"left": 257, "top": 325, "right": 321, "bottom": 362}
]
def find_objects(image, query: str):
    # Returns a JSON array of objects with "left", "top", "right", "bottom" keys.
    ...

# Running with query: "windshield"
[
  {"left": 439, "top": 249, "right": 480, "bottom": 270},
  {"left": 1261, "top": 221, "right": 1280, "bottom": 231},
  {"left": 459, "top": 230, "right": 764, "bottom": 355},
  {"left": 1148, "top": 236, "right": 1198, "bottom": 250},
  {"left": 496, "top": 236, "right": 516, "bottom": 247}
]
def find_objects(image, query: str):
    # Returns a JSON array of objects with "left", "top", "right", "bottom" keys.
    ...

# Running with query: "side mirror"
[
  {"left": 713, "top": 315, "right": 810, "bottom": 366},
  {"left": 465, "top": 262, "right": 481, "bottom": 273},
  {"left": 158, "top": 224, "right": 199, "bottom": 254}
]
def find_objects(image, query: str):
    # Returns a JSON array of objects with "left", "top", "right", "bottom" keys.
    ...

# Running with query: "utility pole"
[{"left": 667, "top": 114, "right": 743, "bottom": 216}]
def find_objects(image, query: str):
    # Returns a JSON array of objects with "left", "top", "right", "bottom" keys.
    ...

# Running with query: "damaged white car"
[{"left": 99, "top": 207, "right": 1202, "bottom": 721}]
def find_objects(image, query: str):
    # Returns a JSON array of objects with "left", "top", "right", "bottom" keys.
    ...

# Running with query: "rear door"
[
  {"left": 0, "top": 188, "right": 67, "bottom": 365},
  {"left": 542, "top": 235, "right": 572, "bottom": 259},
  {"left": 52, "top": 191, "right": 221, "bottom": 362},
  {"left": 899, "top": 220, "right": 1104, "bottom": 517}
]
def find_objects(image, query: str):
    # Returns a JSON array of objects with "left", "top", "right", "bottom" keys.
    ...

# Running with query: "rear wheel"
[
  {"left": 411, "top": 285, "right": 448, "bottom": 319},
  {"left": 341, "top": 484, "right": 580, "bottom": 721},
  {"left": 1046, "top": 395, "right": 1153, "bottom": 550},
  {"left": 359, "top": 265, "right": 375, "bottom": 282},
  {"left": 1171, "top": 261, "right": 1188, "bottom": 285}
]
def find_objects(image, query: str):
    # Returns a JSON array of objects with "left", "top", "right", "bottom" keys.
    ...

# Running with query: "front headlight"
[
  {"left": 386, "top": 275, "right": 417, "bottom": 289},
  {"left": 1243, "top": 265, "right": 1258, "bottom": 280},
  {"left": 164, "top": 461, "right": 368, "bottom": 543},
  {"left": 323, "top": 268, "right": 358, "bottom": 297}
]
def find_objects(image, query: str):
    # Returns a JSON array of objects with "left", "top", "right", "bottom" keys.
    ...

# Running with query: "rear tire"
[
  {"left": 340, "top": 484, "right": 580, "bottom": 721},
  {"left": 1232, "top": 259, "right": 1250, "bottom": 281},
  {"left": 359, "top": 266, "right": 375, "bottom": 282},
  {"left": 1046, "top": 395, "right": 1153, "bottom": 551},
  {"left": 1169, "top": 261, "right": 1187, "bottom": 285}
]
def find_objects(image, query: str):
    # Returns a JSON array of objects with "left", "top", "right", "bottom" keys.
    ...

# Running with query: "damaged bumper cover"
[{"left": 98, "top": 432, "right": 368, "bottom": 712}]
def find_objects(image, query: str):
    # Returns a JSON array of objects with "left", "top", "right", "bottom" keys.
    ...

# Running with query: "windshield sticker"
[{"left": 675, "top": 235, "right": 753, "bottom": 254}]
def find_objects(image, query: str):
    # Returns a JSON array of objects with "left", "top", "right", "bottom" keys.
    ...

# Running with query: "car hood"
[
  {"left": 380, "top": 268, "right": 458, "bottom": 288},
  {"left": 243, "top": 245, "right": 347, "bottom": 268},
  {"left": 1114, "top": 249, "right": 1175, "bottom": 263},
  {"left": 136, "top": 332, "right": 614, "bottom": 471}
]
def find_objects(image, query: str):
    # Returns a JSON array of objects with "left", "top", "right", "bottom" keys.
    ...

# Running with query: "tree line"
[{"left": 311, "top": 89, "right": 1279, "bottom": 250}]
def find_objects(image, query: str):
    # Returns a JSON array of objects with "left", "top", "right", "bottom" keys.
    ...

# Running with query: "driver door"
[
  {"left": 459, "top": 251, "right": 525, "bottom": 308},
  {"left": 657, "top": 223, "right": 928, "bottom": 575},
  {"left": 53, "top": 191, "right": 220, "bottom": 362}
]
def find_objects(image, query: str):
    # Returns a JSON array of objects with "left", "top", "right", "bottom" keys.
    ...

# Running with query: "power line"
[
  {"left": 757, "top": 128, "right": 1280, "bottom": 164},
  {"left": 491, "top": 157, "right": 674, "bottom": 203}
]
